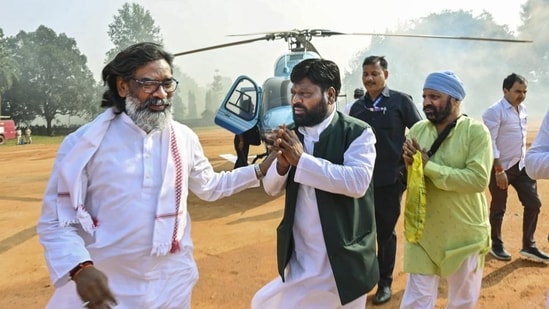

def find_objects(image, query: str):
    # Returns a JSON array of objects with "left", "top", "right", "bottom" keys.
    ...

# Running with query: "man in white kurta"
[
  {"left": 37, "top": 42, "right": 271, "bottom": 309},
  {"left": 39, "top": 109, "right": 261, "bottom": 308},
  {"left": 251, "top": 58, "right": 378, "bottom": 308},
  {"left": 252, "top": 111, "right": 376, "bottom": 308}
]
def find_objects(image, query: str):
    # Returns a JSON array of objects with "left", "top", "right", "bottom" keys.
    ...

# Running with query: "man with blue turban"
[{"left": 400, "top": 71, "right": 493, "bottom": 308}]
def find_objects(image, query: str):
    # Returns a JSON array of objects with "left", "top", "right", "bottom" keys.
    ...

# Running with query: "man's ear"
[
  {"left": 117, "top": 76, "right": 128, "bottom": 98},
  {"left": 327, "top": 87, "right": 336, "bottom": 104}
]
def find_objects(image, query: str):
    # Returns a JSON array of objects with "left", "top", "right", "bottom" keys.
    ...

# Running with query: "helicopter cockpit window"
[
  {"left": 261, "top": 77, "right": 292, "bottom": 116},
  {"left": 214, "top": 76, "right": 260, "bottom": 136},
  {"left": 226, "top": 91, "right": 256, "bottom": 121}
]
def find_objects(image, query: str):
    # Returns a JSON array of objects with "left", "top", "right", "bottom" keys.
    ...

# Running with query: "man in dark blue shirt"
[{"left": 349, "top": 55, "right": 422, "bottom": 305}]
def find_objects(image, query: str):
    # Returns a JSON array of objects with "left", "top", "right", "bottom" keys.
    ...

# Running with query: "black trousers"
[
  {"left": 488, "top": 163, "right": 541, "bottom": 249},
  {"left": 233, "top": 134, "right": 250, "bottom": 169},
  {"left": 374, "top": 181, "right": 405, "bottom": 288}
]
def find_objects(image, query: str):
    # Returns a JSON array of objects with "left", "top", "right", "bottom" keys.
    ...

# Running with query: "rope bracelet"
[{"left": 69, "top": 261, "right": 94, "bottom": 281}]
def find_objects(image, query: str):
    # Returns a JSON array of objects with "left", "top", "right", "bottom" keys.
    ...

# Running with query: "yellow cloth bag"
[{"left": 404, "top": 151, "right": 427, "bottom": 243}]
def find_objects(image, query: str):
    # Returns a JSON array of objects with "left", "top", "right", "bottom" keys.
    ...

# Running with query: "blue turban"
[{"left": 423, "top": 71, "right": 466, "bottom": 101}]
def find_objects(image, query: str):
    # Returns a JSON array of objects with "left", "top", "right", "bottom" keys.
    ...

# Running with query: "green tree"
[
  {"left": 206, "top": 73, "right": 224, "bottom": 113},
  {"left": 3, "top": 25, "right": 97, "bottom": 134},
  {"left": 105, "top": 3, "right": 163, "bottom": 63},
  {"left": 0, "top": 29, "right": 20, "bottom": 118},
  {"left": 174, "top": 72, "right": 203, "bottom": 120},
  {"left": 169, "top": 66, "right": 187, "bottom": 121},
  {"left": 187, "top": 91, "right": 197, "bottom": 119}
]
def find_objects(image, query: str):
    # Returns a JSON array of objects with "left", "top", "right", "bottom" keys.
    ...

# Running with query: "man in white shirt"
[
  {"left": 482, "top": 73, "right": 549, "bottom": 262},
  {"left": 16, "top": 128, "right": 22, "bottom": 145},
  {"left": 37, "top": 42, "right": 273, "bottom": 309},
  {"left": 24, "top": 127, "right": 32, "bottom": 144}
]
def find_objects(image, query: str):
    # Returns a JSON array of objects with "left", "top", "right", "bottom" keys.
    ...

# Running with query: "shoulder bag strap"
[{"left": 427, "top": 115, "right": 462, "bottom": 157}]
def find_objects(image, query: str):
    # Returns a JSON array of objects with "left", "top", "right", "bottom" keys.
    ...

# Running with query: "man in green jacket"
[{"left": 251, "top": 58, "right": 379, "bottom": 308}]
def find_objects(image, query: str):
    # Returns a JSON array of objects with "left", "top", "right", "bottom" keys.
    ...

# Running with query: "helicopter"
[{"left": 173, "top": 29, "right": 532, "bottom": 163}]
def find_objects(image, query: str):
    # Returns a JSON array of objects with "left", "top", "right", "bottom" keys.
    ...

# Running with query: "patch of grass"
[
  {"left": 31, "top": 135, "right": 65, "bottom": 145},
  {"left": 191, "top": 126, "right": 224, "bottom": 132},
  {"left": 1, "top": 135, "right": 65, "bottom": 147}
]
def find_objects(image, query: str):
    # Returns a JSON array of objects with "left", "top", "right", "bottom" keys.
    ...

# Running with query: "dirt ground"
[{"left": 1, "top": 127, "right": 548, "bottom": 309}]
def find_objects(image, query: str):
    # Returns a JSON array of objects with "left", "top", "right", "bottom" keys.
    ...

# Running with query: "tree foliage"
[
  {"left": 342, "top": 9, "right": 539, "bottom": 118},
  {"left": 3, "top": 4, "right": 549, "bottom": 132},
  {"left": 0, "top": 28, "right": 20, "bottom": 117},
  {"left": 104, "top": 3, "right": 163, "bottom": 63},
  {"left": 173, "top": 68, "right": 204, "bottom": 120},
  {"left": 206, "top": 73, "right": 225, "bottom": 112},
  {"left": 519, "top": 0, "right": 549, "bottom": 84},
  {"left": 3, "top": 25, "right": 98, "bottom": 132}
]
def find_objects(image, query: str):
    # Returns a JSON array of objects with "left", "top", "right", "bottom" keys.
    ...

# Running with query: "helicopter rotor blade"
[
  {"left": 173, "top": 36, "right": 272, "bottom": 57},
  {"left": 227, "top": 30, "right": 294, "bottom": 37},
  {"left": 228, "top": 29, "right": 533, "bottom": 43},
  {"left": 173, "top": 29, "right": 533, "bottom": 58},
  {"left": 347, "top": 32, "right": 533, "bottom": 43},
  {"left": 228, "top": 29, "right": 346, "bottom": 39},
  {"left": 307, "top": 29, "right": 346, "bottom": 37}
]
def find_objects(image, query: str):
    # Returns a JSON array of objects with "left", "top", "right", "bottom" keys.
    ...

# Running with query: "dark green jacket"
[{"left": 276, "top": 112, "right": 379, "bottom": 305}]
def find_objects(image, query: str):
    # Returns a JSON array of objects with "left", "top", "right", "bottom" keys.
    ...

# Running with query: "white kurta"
[
  {"left": 251, "top": 111, "right": 376, "bottom": 309},
  {"left": 38, "top": 112, "right": 259, "bottom": 309}
]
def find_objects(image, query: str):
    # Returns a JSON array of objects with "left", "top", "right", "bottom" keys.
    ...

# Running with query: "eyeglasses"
[{"left": 132, "top": 78, "right": 179, "bottom": 94}]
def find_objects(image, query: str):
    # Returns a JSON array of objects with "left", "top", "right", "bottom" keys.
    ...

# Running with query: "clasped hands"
[
  {"left": 402, "top": 138, "right": 430, "bottom": 167},
  {"left": 265, "top": 124, "right": 303, "bottom": 174}
]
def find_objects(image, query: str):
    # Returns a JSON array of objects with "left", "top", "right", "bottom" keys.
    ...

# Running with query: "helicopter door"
[{"left": 214, "top": 75, "right": 262, "bottom": 135}]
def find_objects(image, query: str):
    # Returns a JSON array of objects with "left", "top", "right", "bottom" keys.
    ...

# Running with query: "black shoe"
[
  {"left": 520, "top": 247, "right": 549, "bottom": 263},
  {"left": 490, "top": 246, "right": 512, "bottom": 261},
  {"left": 372, "top": 285, "right": 392, "bottom": 305}
]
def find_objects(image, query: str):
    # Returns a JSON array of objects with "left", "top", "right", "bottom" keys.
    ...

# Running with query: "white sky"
[{"left": 1, "top": 0, "right": 528, "bottom": 86}]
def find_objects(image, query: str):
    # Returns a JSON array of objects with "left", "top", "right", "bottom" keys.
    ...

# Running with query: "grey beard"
[{"left": 125, "top": 95, "right": 173, "bottom": 132}]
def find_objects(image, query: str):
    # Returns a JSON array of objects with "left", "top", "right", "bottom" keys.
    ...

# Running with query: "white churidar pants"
[{"left": 400, "top": 252, "right": 482, "bottom": 309}]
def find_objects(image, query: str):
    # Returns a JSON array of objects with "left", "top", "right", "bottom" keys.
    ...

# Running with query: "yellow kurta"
[{"left": 404, "top": 117, "right": 493, "bottom": 276}]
